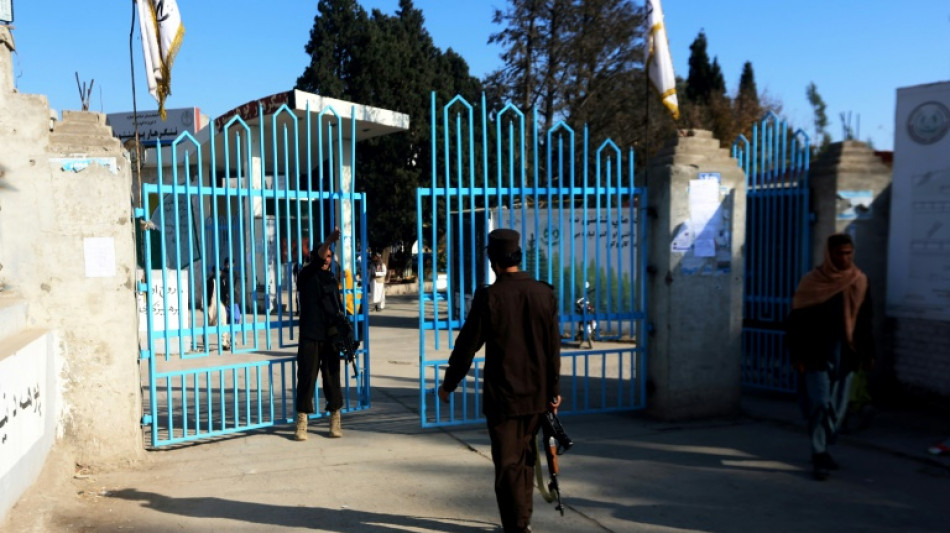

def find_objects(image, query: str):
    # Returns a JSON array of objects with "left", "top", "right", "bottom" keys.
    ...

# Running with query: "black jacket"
[
  {"left": 786, "top": 291, "right": 874, "bottom": 373},
  {"left": 443, "top": 271, "right": 561, "bottom": 418},
  {"left": 297, "top": 264, "right": 343, "bottom": 342}
]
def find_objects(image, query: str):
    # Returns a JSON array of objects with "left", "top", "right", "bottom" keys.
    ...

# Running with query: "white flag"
[
  {"left": 645, "top": 0, "right": 679, "bottom": 120},
  {"left": 138, "top": 0, "right": 185, "bottom": 120}
]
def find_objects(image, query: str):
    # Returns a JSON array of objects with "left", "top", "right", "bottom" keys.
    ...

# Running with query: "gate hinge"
[
  {"left": 134, "top": 207, "right": 146, "bottom": 219},
  {"left": 138, "top": 282, "right": 148, "bottom": 293},
  {"left": 139, "top": 349, "right": 151, "bottom": 360},
  {"left": 141, "top": 414, "right": 152, "bottom": 426}
]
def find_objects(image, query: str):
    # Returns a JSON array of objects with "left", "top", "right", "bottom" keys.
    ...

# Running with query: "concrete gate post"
[
  {"left": 645, "top": 130, "right": 747, "bottom": 420},
  {"left": 810, "top": 141, "right": 893, "bottom": 392}
]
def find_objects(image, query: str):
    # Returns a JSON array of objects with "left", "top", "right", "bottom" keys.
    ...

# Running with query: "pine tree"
[
  {"left": 737, "top": 62, "right": 759, "bottom": 106},
  {"left": 733, "top": 61, "right": 763, "bottom": 139},
  {"left": 686, "top": 31, "right": 713, "bottom": 103},
  {"left": 296, "top": 0, "right": 484, "bottom": 251}
]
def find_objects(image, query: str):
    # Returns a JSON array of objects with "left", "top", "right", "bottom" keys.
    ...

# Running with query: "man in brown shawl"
[{"left": 787, "top": 233, "right": 874, "bottom": 480}]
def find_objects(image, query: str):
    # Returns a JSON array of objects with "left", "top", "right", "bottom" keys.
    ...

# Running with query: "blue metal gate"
[
  {"left": 733, "top": 112, "right": 811, "bottom": 393},
  {"left": 136, "top": 102, "right": 371, "bottom": 447},
  {"left": 417, "top": 93, "right": 648, "bottom": 427}
]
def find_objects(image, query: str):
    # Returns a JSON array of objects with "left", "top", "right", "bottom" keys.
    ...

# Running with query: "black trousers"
[
  {"left": 487, "top": 413, "right": 542, "bottom": 533},
  {"left": 295, "top": 338, "right": 343, "bottom": 414}
]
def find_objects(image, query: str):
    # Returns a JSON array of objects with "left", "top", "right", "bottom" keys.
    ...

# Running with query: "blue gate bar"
[
  {"left": 733, "top": 112, "right": 811, "bottom": 393},
  {"left": 419, "top": 92, "right": 648, "bottom": 428},
  {"left": 139, "top": 99, "right": 373, "bottom": 448}
]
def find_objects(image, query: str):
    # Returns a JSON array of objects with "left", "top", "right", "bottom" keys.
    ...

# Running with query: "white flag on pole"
[
  {"left": 137, "top": 0, "right": 185, "bottom": 120},
  {"left": 645, "top": 0, "right": 679, "bottom": 120}
]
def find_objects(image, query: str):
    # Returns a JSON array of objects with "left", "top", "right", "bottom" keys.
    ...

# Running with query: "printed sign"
[
  {"left": 888, "top": 82, "right": 950, "bottom": 320},
  {"left": 137, "top": 270, "right": 191, "bottom": 332},
  {"left": 0, "top": 0, "right": 12, "bottom": 23},
  {"left": 106, "top": 107, "right": 199, "bottom": 142}
]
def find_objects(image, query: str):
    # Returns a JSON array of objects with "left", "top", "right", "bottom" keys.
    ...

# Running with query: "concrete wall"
[
  {"left": 645, "top": 130, "right": 746, "bottom": 420},
  {"left": 810, "top": 141, "right": 895, "bottom": 396},
  {"left": 0, "top": 26, "right": 144, "bottom": 521},
  {"left": 892, "top": 318, "right": 950, "bottom": 398}
]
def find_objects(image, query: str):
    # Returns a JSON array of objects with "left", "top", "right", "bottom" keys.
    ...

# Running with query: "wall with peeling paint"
[{"left": 0, "top": 25, "right": 144, "bottom": 521}]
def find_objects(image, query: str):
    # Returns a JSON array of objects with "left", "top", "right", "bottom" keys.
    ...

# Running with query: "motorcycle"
[{"left": 574, "top": 283, "right": 598, "bottom": 348}]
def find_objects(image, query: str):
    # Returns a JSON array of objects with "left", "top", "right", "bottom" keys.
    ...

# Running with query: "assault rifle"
[
  {"left": 538, "top": 410, "right": 573, "bottom": 515},
  {"left": 330, "top": 313, "right": 361, "bottom": 379}
]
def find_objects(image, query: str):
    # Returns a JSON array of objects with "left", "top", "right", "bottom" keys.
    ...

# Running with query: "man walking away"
[{"left": 438, "top": 228, "right": 561, "bottom": 532}]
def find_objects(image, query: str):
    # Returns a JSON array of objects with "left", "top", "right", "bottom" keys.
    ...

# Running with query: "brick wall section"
[{"left": 893, "top": 317, "right": 950, "bottom": 396}]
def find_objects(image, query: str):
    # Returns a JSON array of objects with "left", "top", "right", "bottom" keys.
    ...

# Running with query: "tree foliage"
[
  {"left": 485, "top": 0, "right": 667, "bottom": 171},
  {"left": 679, "top": 31, "right": 779, "bottom": 148},
  {"left": 806, "top": 82, "right": 832, "bottom": 152},
  {"left": 296, "top": 0, "right": 484, "bottom": 251}
]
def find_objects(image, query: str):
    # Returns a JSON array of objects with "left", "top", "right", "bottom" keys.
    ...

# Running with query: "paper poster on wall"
[
  {"left": 671, "top": 223, "right": 693, "bottom": 253},
  {"left": 689, "top": 179, "right": 721, "bottom": 258},
  {"left": 675, "top": 178, "right": 733, "bottom": 275},
  {"left": 84, "top": 237, "right": 117, "bottom": 278},
  {"left": 837, "top": 190, "right": 874, "bottom": 220}
]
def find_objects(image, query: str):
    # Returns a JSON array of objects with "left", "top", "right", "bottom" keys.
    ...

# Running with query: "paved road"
[{"left": 4, "top": 295, "right": 948, "bottom": 532}]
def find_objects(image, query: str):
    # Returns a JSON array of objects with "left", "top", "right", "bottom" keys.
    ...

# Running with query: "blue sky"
[{"left": 7, "top": 1, "right": 949, "bottom": 151}]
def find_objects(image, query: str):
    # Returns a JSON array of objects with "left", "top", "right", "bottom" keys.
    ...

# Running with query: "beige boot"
[
  {"left": 294, "top": 412, "right": 308, "bottom": 441},
  {"left": 328, "top": 410, "right": 342, "bottom": 438}
]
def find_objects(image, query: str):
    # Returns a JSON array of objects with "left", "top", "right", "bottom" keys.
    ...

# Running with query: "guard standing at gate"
[
  {"left": 438, "top": 228, "right": 561, "bottom": 533},
  {"left": 294, "top": 227, "right": 345, "bottom": 440}
]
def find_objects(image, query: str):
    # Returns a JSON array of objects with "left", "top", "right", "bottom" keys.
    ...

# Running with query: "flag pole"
[{"left": 129, "top": 0, "right": 142, "bottom": 209}]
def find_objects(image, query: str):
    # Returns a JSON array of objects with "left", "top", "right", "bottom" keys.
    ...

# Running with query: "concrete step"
[
  {"left": 60, "top": 110, "right": 109, "bottom": 125},
  {"left": 0, "top": 292, "right": 27, "bottom": 342},
  {"left": 52, "top": 122, "right": 116, "bottom": 136},
  {"left": 48, "top": 132, "right": 122, "bottom": 152}
]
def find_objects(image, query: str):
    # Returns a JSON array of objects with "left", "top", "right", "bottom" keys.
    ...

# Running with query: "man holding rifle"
[{"left": 439, "top": 228, "right": 561, "bottom": 533}]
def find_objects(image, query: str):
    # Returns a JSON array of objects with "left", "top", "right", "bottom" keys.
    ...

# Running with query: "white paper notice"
[
  {"left": 689, "top": 179, "right": 721, "bottom": 257},
  {"left": 671, "top": 224, "right": 693, "bottom": 253},
  {"left": 694, "top": 238, "right": 716, "bottom": 257},
  {"left": 84, "top": 237, "right": 116, "bottom": 278}
]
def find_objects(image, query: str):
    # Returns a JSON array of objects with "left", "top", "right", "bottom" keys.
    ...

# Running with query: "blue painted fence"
[
  {"left": 417, "top": 93, "right": 648, "bottom": 427},
  {"left": 733, "top": 112, "right": 812, "bottom": 393},
  {"left": 136, "top": 102, "right": 370, "bottom": 447}
]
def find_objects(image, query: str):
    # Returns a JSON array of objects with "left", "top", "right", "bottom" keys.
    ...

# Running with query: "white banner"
[
  {"left": 645, "top": 0, "right": 679, "bottom": 119},
  {"left": 138, "top": 0, "right": 185, "bottom": 118},
  {"left": 493, "top": 206, "right": 637, "bottom": 279}
]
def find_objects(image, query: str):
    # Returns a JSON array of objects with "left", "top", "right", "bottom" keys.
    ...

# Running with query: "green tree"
[
  {"left": 685, "top": 31, "right": 714, "bottom": 103},
  {"left": 733, "top": 61, "right": 763, "bottom": 140},
  {"left": 487, "top": 1, "right": 666, "bottom": 177},
  {"left": 737, "top": 61, "right": 759, "bottom": 107},
  {"left": 680, "top": 32, "right": 781, "bottom": 148},
  {"left": 806, "top": 82, "right": 832, "bottom": 152},
  {"left": 296, "top": 0, "right": 484, "bottom": 251}
]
